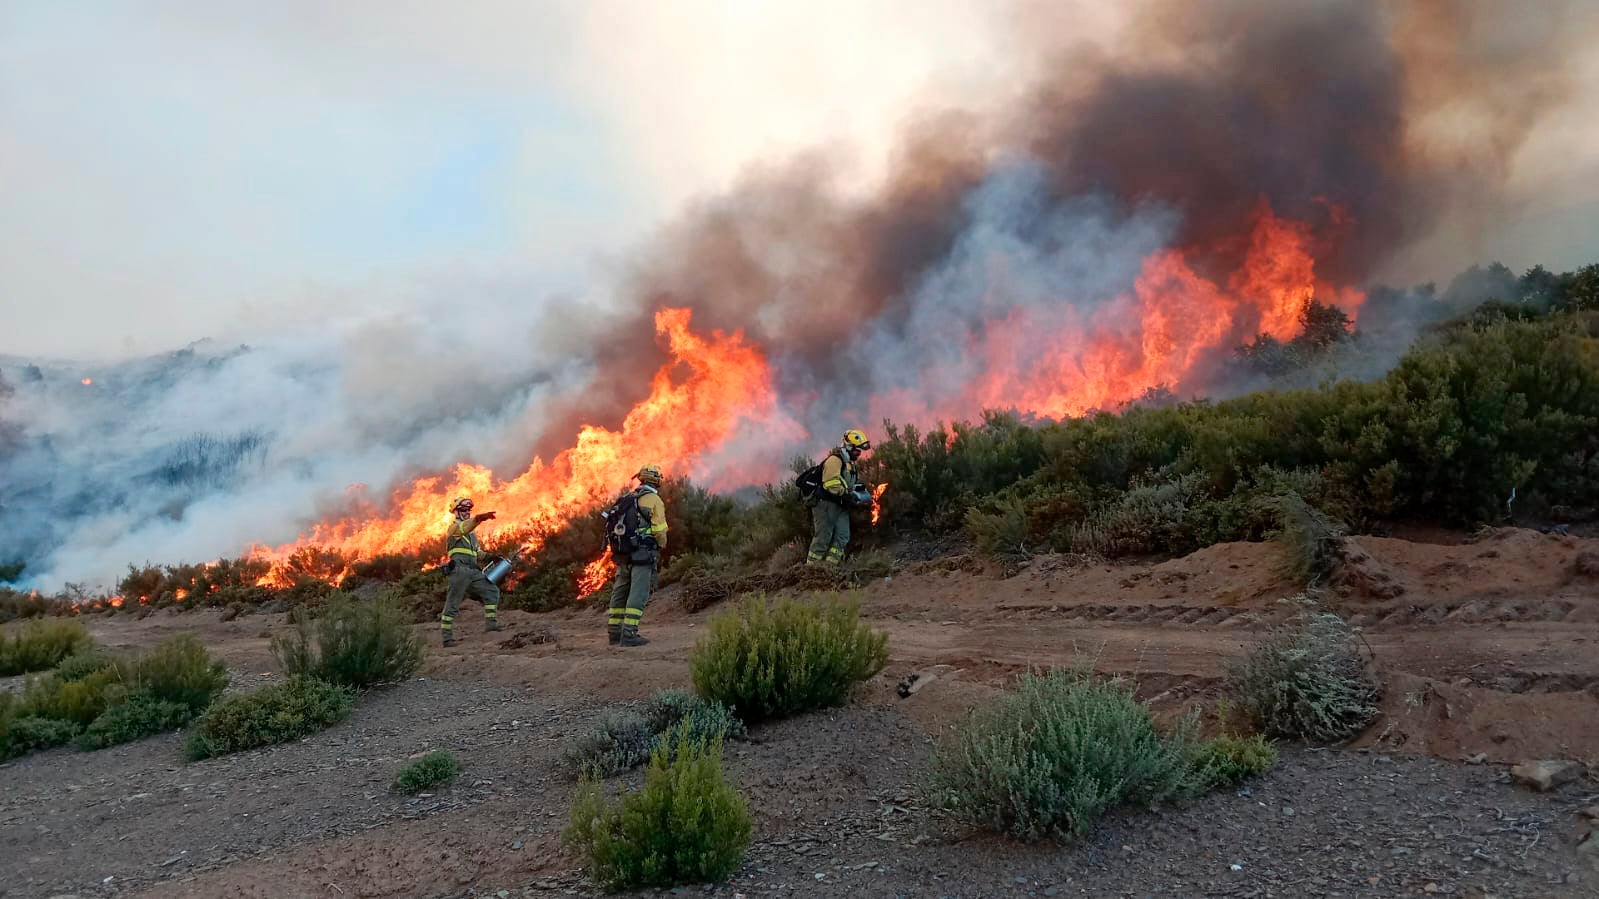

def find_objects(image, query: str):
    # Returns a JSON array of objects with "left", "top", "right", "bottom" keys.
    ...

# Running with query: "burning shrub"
[
  {"left": 345, "top": 553, "right": 426, "bottom": 585},
  {"left": 689, "top": 592, "right": 888, "bottom": 722},
  {"left": 930, "top": 671, "right": 1210, "bottom": 842},
  {"left": 1225, "top": 607, "right": 1379, "bottom": 743},
  {"left": 271, "top": 593, "right": 423, "bottom": 688},
  {"left": 74, "top": 695, "right": 194, "bottom": 751},
  {"left": 0, "top": 586, "right": 64, "bottom": 623},
  {"left": 392, "top": 750, "right": 462, "bottom": 794},
  {"left": 563, "top": 689, "right": 745, "bottom": 779},
  {"left": 0, "top": 618, "right": 93, "bottom": 675},
  {"left": 566, "top": 727, "right": 751, "bottom": 890},
  {"left": 185, "top": 675, "right": 355, "bottom": 760}
]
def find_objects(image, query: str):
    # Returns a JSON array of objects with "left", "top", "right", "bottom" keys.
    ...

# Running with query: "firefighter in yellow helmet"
[
  {"left": 440, "top": 496, "right": 502, "bottom": 647},
  {"left": 806, "top": 429, "right": 871, "bottom": 566},
  {"left": 605, "top": 464, "right": 669, "bottom": 646}
]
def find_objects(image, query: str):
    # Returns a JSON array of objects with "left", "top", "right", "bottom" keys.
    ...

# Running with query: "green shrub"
[
  {"left": 1225, "top": 610, "right": 1380, "bottom": 743},
  {"left": 1193, "top": 733, "right": 1278, "bottom": 789},
  {"left": 565, "top": 690, "right": 746, "bottom": 778},
  {"left": 0, "top": 715, "right": 81, "bottom": 760},
  {"left": 126, "top": 634, "right": 229, "bottom": 713},
  {"left": 0, "top": 618, "right": 92, "bottom": 675},
  {"left": 271, "top": 594, "right": 423, "bottom": 687},
  {"left": 56, "top": 651, "right": 116, "bottom": 682},
  {"left": 566, "top": 728, "right": 752, "bottom": 890},
  {"left": 965, "top": 497, "right": 1031, "bottom": 562},
  {"left": 689, "top": 593, "right": 888, "bottom": 722},
  {"left": 930, "top": 671, "right": 1208, "bottom": 842},
  {"left": 563, "top": 710, "right": 658, "bottom": 778},
  {"left": 75, "top": 695, "right": 194, "bottom": 750},
  {"left": 185, "top": 675, "right": 355, "bottom": 760},
  {"left": 392, "top": 750, "right": 462, "bottom": 794},
  {"left": 18, "top": 667, "right": 128, "bottom": 726},
  {"left": 640, "top": 689, "right": 746, "bottom": 744}
]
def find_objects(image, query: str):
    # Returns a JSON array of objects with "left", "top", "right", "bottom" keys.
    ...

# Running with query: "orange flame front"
[
  {"left": 870, "top": 483, "right": 889, "bottom": 526},
  {"left": 576, "top": 554, "right": 617, "bottom": 599},
  {"left": 249, "top": 308, "right": 777, "bottom": 585}
]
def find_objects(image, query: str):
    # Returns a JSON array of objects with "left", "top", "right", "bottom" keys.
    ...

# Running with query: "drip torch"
[{"left": 482, "top": 547, "right": 524, "bottom": 585}]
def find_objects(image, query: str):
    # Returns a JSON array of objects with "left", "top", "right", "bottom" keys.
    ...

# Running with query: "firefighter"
[
  {"left": 806, "top": 429, "right": 871, "bottom": 566},
  {"left": 607, "top": 464, "right": 669, "bottom": 647},
  {"left": 441, "top": 496, "right": 502, "bottom": 647}
]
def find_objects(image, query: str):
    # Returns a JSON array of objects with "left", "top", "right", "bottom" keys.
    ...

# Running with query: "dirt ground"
[{"left": 3, "top": 528, "right": 1598, "bottom": 898}]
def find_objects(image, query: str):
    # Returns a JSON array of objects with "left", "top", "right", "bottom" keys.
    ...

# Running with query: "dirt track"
[{"left": 3, "top": 528, "right": 1598, "bottom": 898}]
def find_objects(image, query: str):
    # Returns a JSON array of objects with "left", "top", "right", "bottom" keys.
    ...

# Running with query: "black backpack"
[
  {"left": 601, "top": 491, "right": 644, "bottom": 555},
  {"left": 794, "top": 450, "right": 842, "bottom": 502}
]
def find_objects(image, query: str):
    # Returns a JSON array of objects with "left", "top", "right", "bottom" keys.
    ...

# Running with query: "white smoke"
[{"left": 0, "top": 298, "right": 616, "bottom": 592}]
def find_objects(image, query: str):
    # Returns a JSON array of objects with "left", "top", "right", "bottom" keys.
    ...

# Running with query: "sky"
[
  {"left": 0, "top": 0, "right": 1049, "bottom": 358},
  {"left": 2, "top": 0, "right": 1597, "bottom": 360}
]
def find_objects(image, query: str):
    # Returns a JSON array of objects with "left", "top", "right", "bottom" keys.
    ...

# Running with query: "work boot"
[
  {"left": 441, "top": 630, "right": 457, "bottom": 648},
  {"left": 607, "top": 625, "right": 621, "bottom": 645},
  {"left": 486, "top": 618, "right": 503, "bottom": 632},
  {"left": 620, "top": 626, "right": 650, "bottom": 647}
]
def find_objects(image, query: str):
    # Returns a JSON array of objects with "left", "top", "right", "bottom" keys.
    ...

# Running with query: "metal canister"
[{"left": 482, "top": 549, "right": 520, "bottom": 585}]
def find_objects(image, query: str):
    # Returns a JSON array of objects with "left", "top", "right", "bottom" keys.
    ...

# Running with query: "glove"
[{"left": 637, "top": 533, "right": 659, "bottom": 551}]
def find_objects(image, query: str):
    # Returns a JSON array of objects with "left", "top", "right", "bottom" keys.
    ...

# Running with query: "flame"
[
  {"left": 249, "top": 308, "right": 778, "bottom": 586},
  {"left": 108, "top": 595, "right": 124, "bottom": 608},
  {"left": 576, "top": 554, "right": 617, "bottom": 599},
  {"left": 80, "top": 378, "right": 93, "bottom": 386},
  {"left": 227, "top": 205, "right": 1360, "bottom": 593},
  {"left": 174, "top": 588, "right": 188, "bottom": 601},
  {"left": 873, "top": 203, "right": 1362, "bottom": 424}
]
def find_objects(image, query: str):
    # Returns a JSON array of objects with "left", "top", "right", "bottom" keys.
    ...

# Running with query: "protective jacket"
[
  {"left": 818, "top": 450, "right": 857, "bottom": 503},
  {"left": 446, "top": 517, "right": 484, "bottom": 561}
]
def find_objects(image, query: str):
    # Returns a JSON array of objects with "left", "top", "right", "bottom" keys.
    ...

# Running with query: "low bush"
[
  {"left": 1225, "top": 609, "right": 1380, "bottom": 743},
  {"left": 0, "top": 635, "right": 230, "bottom": 759},
  {"left": 1193, "top": 733, "right": 1278, "bottom": 789},
  {"left": 0, "top": 715, "right": 80, "bottom": 760},
  {"left": 392, "top": 750, "right": 462, "bottom": 794},
  {"left": 564, "top": 711, "right": 658, "bottom": 779},
  {"left": 56, "top": 651, "right": 115, "bottom": 682},
  {"left": 566, "top": 728, "right": 752, "bottom": 890},
  {"left": 18, "top": 667, "right": 127, "bottom": 726},
  {"left": 689, "top": 593, "right": 888, "bottom": 722},
  {"left": 0, "top": 618, "right": 92, "bottom": 675},
  {"left": 564, "top": 689, "right": 746, "bottom": 778},
  {"left": 74, "top": 695, "right": 194, "bottom": 751},
  {"left": 185, "top": 675, "right": 355, "bottom": 760},
  {"left": 271, "top": 594, "right": 424, "bottom": 687},
  {"left": 1270, "top": 494, "right": 1346, "bottom": 586},
  {"left": 930, "top": 671, "right": 1209, "bottom": 842},
  {"left": 126, "top": 634, "right": 230, "bottom": 713}
]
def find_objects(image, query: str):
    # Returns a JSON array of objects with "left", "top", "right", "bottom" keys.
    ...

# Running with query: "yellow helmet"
[
  {"left": 635, "top": 464, "right": 664, "bottom": 486},
  {"left": 842, "top": 429, "right": 872, "bottom": 450},
  {"left": 449, "top": 496, "right": 473, "bottom": 514}
]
